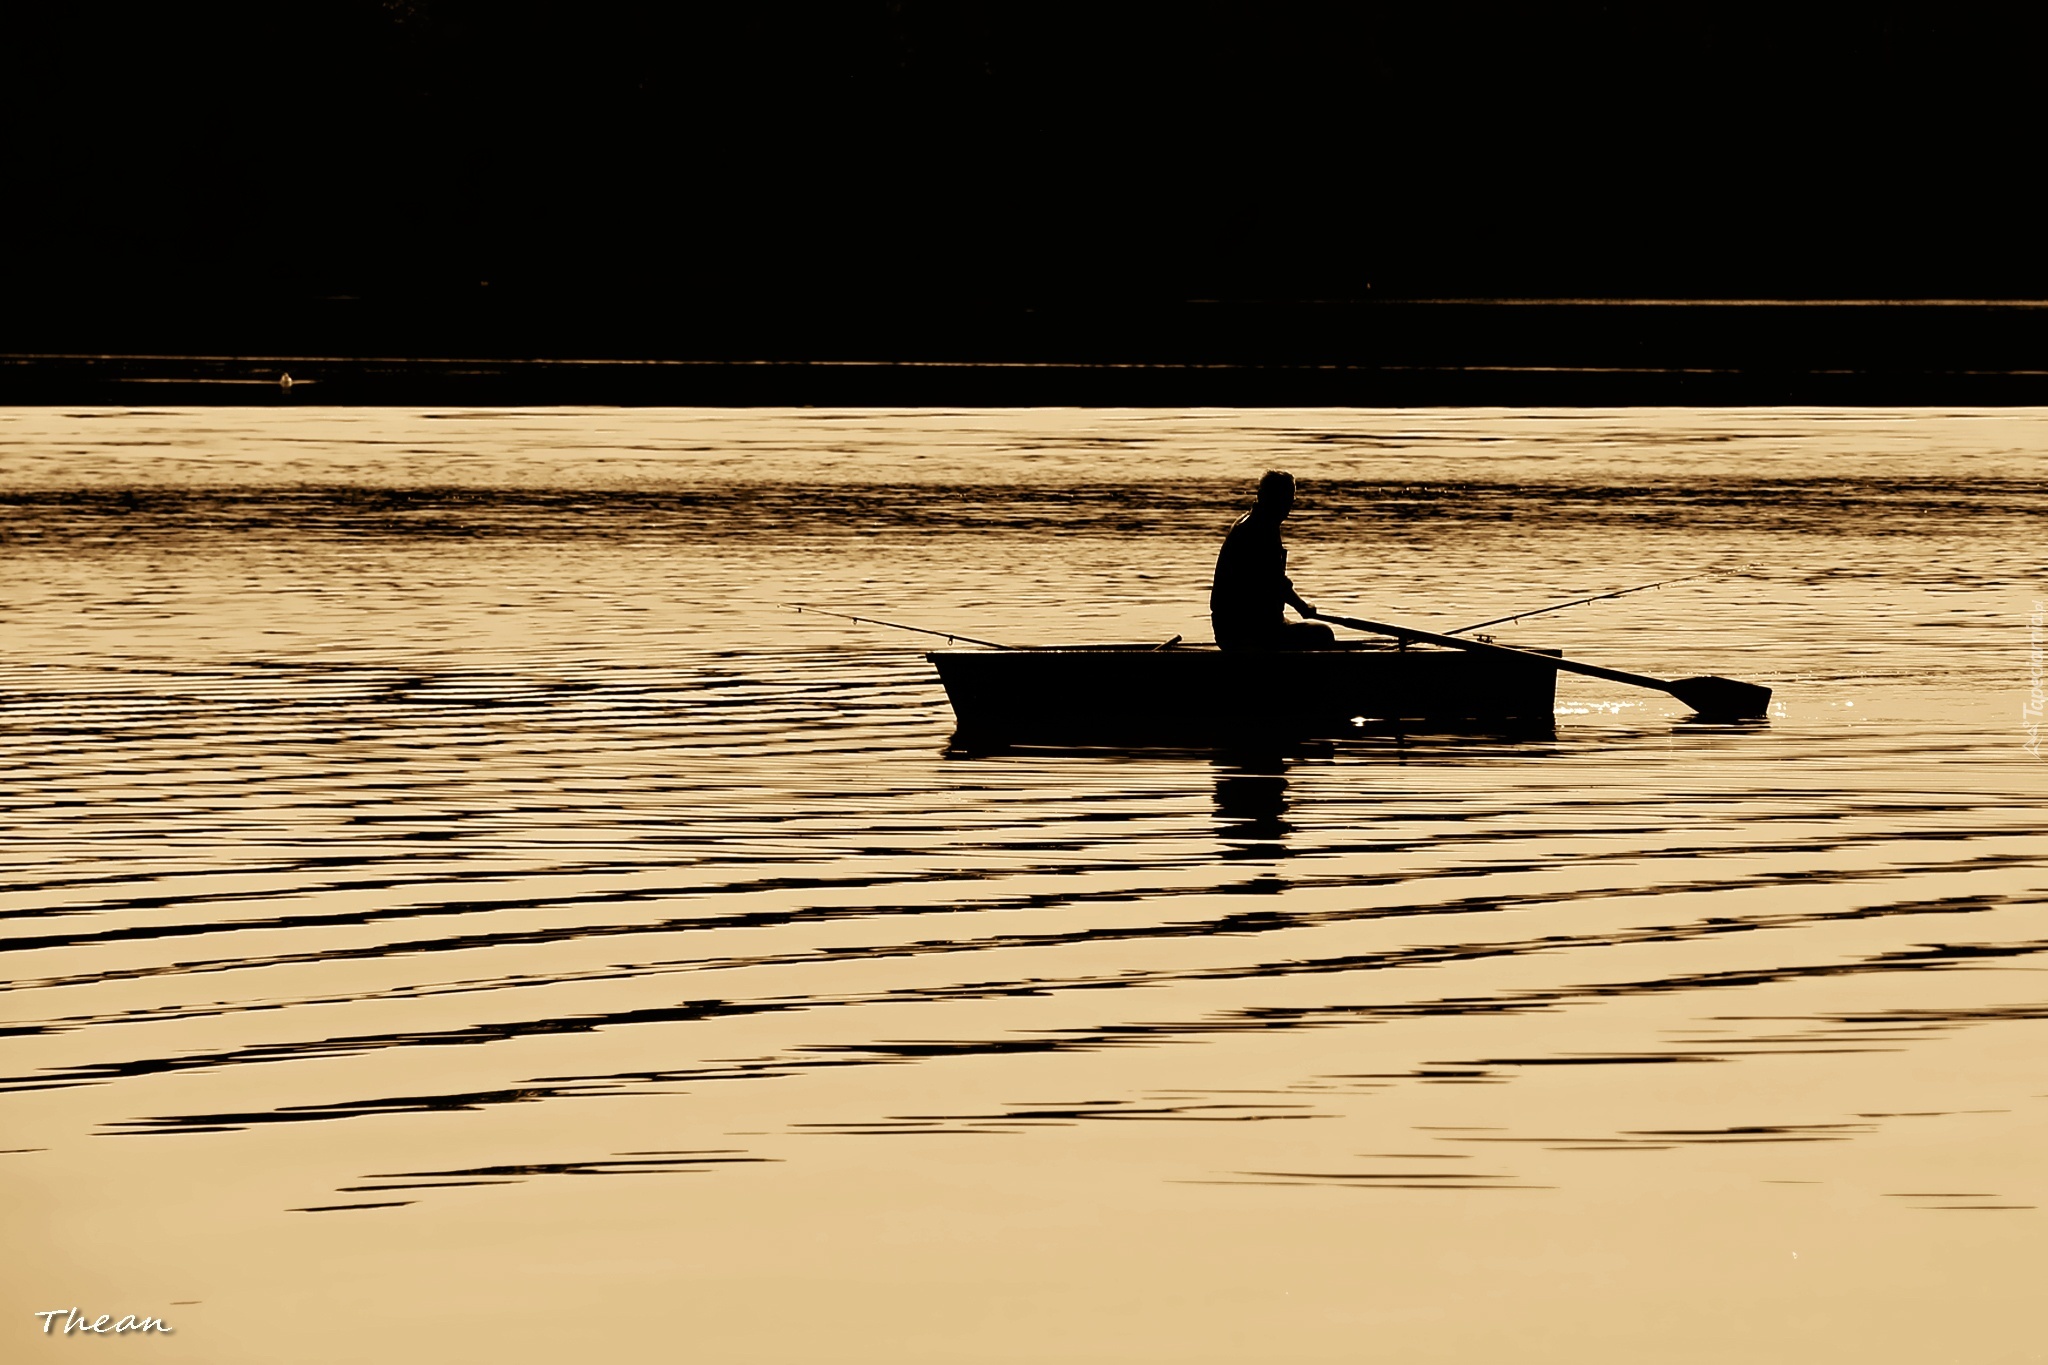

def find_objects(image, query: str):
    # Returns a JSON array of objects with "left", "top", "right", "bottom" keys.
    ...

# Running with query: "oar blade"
[{"left": 1665, "top": 676, "right": 1772, "bottom": 719}]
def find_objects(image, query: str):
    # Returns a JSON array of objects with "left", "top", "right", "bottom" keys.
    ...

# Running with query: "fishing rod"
[
  {"left": 1446, "top": 569, "right": 1743, "bottom": 637},
  {"left": 784, "top": 604, "right": 1017, "bottom": 650}
]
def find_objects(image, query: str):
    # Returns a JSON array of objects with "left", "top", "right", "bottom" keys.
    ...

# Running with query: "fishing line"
[
  {"left": 784, "top": 604, "right": 1016, "bottom": 650},
  {"left": 1446, "top": 567, "right": 1757, "bottom": 637}
]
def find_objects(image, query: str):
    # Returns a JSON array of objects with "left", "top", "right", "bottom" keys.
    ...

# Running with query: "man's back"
[{"left": 1209, "top": 511, "right": 1289, "bottom": 635}]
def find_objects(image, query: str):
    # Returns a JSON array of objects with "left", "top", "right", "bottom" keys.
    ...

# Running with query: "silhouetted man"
[{"left": 1210, "top": 470, "right": 1338, "bottom": 651}]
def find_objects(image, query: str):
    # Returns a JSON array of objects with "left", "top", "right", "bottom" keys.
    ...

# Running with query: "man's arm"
[{"left": 1282, "top": 575, "right": 1316, "bottom": 619}]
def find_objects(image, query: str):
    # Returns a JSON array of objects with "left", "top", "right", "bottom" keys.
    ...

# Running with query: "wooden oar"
[{"left": 1310, "top": 610, "right": 1772, "bottom": 719}]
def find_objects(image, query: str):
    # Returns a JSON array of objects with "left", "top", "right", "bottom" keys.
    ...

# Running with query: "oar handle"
[{"left": 1312, "top": 611, "right": 1672, "bottom": 692}]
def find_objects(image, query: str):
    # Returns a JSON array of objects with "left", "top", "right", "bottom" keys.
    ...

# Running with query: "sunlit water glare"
[{"left": 3, "top": 408, "right": 2044, "bottom": 1363}]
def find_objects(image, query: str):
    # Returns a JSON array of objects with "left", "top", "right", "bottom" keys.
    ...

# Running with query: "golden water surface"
[{"left": 3, "top": 408, "right": 2044, "bottom": 1362}]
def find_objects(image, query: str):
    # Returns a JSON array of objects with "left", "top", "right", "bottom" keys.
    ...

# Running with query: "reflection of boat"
[{"left": 929, "top": 642, "right": 1558, "bottom": 745}]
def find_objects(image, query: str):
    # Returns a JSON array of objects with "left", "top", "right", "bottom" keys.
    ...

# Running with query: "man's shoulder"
[{"left": 1221, "top": 512, "right": 1276, "bottom": 545}]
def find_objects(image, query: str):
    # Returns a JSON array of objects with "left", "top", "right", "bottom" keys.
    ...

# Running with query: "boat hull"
[{"left": 929, "top": 643, "right": 1558, "bottom": 745}]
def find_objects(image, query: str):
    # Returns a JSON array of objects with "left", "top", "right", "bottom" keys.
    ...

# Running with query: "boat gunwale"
[{"left": 928, "top": 642, "right": 1561, "bottom": 658}]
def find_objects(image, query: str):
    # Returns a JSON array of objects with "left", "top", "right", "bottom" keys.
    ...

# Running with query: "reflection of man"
[{"left": 1209, "top": 470, "right": 1337, "bottom": 651}]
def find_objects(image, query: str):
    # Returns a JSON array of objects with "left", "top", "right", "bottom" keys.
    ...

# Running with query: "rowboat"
[{"left": 928, "top": 641, "right": 1559, "bottom": 746}]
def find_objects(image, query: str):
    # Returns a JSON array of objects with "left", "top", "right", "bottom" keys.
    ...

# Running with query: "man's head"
[{"left": 1255, "top": 469, "right": 1295, "bottom": 518}]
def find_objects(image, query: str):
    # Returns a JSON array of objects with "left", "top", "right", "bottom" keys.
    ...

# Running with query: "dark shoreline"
[
  {"left": 7, "top": 301, "right": 2046, "bottom": 406},
  {"left": 9, "top": 355, "right": 2048, "bottom": 407}
]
